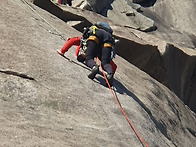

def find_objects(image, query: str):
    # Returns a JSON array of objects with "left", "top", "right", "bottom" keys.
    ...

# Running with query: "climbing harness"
[
  {"left": 76, "top": 37, "right": 87, "bottom": 62},
  {"left": 96, "top": 57, "right": 149, "bottom": 147},
  {"left": 91, "top": 25, "right": 98, "bottom": 35}
]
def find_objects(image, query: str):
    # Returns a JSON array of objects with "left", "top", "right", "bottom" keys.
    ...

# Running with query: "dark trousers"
[{"left": 85, "top": 40, "right": 113, "bottom": 74}]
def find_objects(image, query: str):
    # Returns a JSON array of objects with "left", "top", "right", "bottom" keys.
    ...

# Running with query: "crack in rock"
[{"left": 0, "top": 69, "right": 35, "bottom": 81}]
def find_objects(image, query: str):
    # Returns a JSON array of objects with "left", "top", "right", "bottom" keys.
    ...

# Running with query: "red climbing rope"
[{"left": 96, "top": 58, "right": 149, "bottom": 147}]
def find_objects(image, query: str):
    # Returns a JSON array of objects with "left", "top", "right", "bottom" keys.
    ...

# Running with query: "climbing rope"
[
  {"left": 96, "top": 58, "right": 149, "bottom": 147},
  {"left": 21, "top": 0, "right": 66, "bottom": 41}
]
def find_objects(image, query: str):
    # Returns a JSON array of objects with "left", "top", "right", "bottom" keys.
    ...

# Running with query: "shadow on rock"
[
  {"left": 112, "top": 79, "right": 171, "bottom": 140},
  {"left": 100, "top": 0, "right": 114, "bottom": 17},
  {"left": 133, "top": 0, "right": 157, "bottom": 7}
]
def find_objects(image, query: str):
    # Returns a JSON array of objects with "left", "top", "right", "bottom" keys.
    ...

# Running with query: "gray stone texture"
[{"left": 0, "top": 0, "right": 196, "bottom": 147}]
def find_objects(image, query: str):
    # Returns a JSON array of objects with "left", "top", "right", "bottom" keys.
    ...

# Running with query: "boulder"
[
  {"left": 148, "top": 0, "right": 196, "bottom": 36},
  {"left": 72, "top": 0, "right": 155, "bottom": 31},
  {"left": 72, "top": 0, "right": 196, "bottom": 49}
]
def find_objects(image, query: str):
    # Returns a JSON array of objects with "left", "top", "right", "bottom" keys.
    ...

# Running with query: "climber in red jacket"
[
  {"left": 57, "top": 22, "right": 118, "bottom": 86},
  {"left": 57, "top": 35, "right": 117, "bottom": 74}
]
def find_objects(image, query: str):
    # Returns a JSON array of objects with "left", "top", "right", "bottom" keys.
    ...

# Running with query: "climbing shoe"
[
  {"left": 88, "top": 65, "right": 99, "bottom": 79},
  {"left": 57, "top": 49, "right": 64, "bottom": 56},
  {"left": 106, "top": 73, "right": 114, "bottom": 87}
]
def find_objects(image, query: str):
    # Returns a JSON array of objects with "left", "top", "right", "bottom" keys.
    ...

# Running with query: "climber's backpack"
[{"left": 95, "top": 22, "right": 113, "bottom": 34}]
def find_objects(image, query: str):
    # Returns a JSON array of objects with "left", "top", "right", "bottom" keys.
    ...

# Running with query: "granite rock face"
[{"left": 0, "top": 0, "right": 196, "bottom": 147}]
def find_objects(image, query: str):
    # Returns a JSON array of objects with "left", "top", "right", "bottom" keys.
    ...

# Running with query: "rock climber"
[
  {"left": 57, "top": 22, "right": 118, "bottom": 86},
  {"left": 84, "top": 22, "right": 117, "bottom": 86}
]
